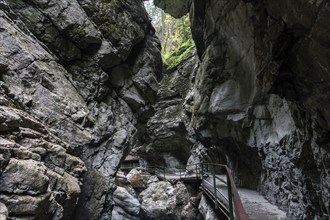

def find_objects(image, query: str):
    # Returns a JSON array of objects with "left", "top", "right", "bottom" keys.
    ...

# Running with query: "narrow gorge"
[{"left": 0, "top": 0, "right": 329, "bottom": 220}]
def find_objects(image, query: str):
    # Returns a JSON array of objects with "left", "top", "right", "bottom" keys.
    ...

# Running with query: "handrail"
[
  {"left": 224, "top": 166, "right": 248, "bottom": 220},
  {"left": 120, "top": 162, "right": 248, "bottom": 220}
]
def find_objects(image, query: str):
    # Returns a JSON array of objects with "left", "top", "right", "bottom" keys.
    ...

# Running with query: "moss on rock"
[{"left": 163, "top": 39, "right": 195, "bottom": 69}]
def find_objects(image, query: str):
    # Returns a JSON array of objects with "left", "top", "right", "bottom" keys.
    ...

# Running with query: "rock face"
[
  {"left": 0, "top": 0, "right": 161, "bottom": 219},
  {"left": 0, "top": 91, "right": 86, "bottom": 219},
  {"left": 112, "top": 186, "right": 141, "bottom": 220},
  {"left": 1, "top": 0, "right": 329, "bottom": 219},
  {"left": 142, "top": 50, "right": 199, "bottom": 166},
  {"left": 154, "top": 0, "right": 189, "bottom": 18},
  {"left": 139, "top": 181, "right": 190, "bottom": 220},
  {"left": 155, "top": 0, "right": 330, "bottom": 219}
]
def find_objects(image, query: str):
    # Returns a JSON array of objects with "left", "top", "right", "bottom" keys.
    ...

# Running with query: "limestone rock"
[
  {"left": 151, "top": 0, "right": 330, "bottom": 219},
  {"left": 0, "top": 203, "right": 8, "bottom": 220},
  {"left": 143, "top": 53, "right": 198, "bottom": 166},
  {"left": 126, "top": 168, "right": 159, "bottom": 189},
  {"left": 154, "top": 0, "right": 190, "bottom": 18},
  {"left": 139, "top": 181, "right": 191, "bottom": 220},
  {"left": 111, "top": 206, "right": 141, "bottom": 220},
  {"left": 2, "top": 0, "right": 329, "bottom": 219},
  {"left": 187, "top": 0, "right": 330, "bottom": 218},
  {"left": 0, "top": 193, "right": 51, "bottom": 216},
  {"left": 0, "top": 159, "right": 49, "bottom": 195},
  {"left": 0, "top": 0, "right": 161, "bottom": 219},
  {"left": 113, "top": 187, "right": 141, "bottom": 217}
]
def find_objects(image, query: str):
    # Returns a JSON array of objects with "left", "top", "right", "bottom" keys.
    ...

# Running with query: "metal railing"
[
  {"left": 199, "top": 163, "right": 248, "bottom": 220},
  {"left": 120, "top": 163, "right": 248, "bottom": 220}
]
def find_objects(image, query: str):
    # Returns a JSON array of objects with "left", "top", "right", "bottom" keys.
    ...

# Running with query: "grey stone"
[
  {"left": 0, "top": 159, "right": 49, "bottom": 195},
  {"left": 0, "top": 202, "right": 8, "bottom": 220},
  {"left": 139, "top": 181, "right": 191, "bottom": 220},
  {"left": 154, "top": 0, "right": 190, "bottom": 18},
  {"left": 209, "top": 79, "right": 243, "bottom": 114},
  {"left": 3, "top": 0, "right": 329, "bottom": 219},
  {"left": 113, "top": 187, "right": 141, "bottom": 216},
  {"left": 111, "top": 206, "right": 141, "bottom": 220},
  {"left": 0, "top": 193, "right": 51, "bottom": 216},
  {"left": 0, "top": 62, "right": 7, "bottom": 73},
  {"left": 121, "top": 86, "right": 146, "bottom": 110},
  {"left": 142, "top": 53, "right": 198, "bottom": 166},
  {"left": 109, "top": 64, "right": 131, "bottom": 89},
  {"left": 0, "top": 0, "right": 162, "bottom": 218},
  {"left": 187, "top": 0, "right": 330, "bottom": 218}
]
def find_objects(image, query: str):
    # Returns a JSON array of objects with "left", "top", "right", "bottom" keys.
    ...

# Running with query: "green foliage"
[
  {"left": 104, "top": 23, "right": 118, "bottom": 33},
  {"left": 163, "top": 38, "right": 195, "bottom": 68},
  {"left": 144, "top": 0, "right": 194, "bottom": 69}
]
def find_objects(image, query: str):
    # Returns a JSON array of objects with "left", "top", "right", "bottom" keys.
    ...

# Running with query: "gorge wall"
[
  {"left": 154, "top": 0, "right": 330, "bottom": 219},
  {"left": 0, "top": 0, "right": 161, "bottom": 219},
  {"left": 0, "top": 0, "right": 329, "bottom": 219}
]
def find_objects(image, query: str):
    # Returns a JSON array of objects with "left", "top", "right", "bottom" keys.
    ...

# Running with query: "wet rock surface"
[
  {"left": 0, "top": 0, "right": 161, "bottom": 219},
  {"left": 0, "top": 0, "right": 329, "bottom": 219},
  {"left": 0, "top": 96, "right": 86, "bottom": 220},
  {"left": 142, "top": 51, "right": 199, "bottom": 166},
  {"left": 155, "top": 0, "right": 330, "bottom": 219}
]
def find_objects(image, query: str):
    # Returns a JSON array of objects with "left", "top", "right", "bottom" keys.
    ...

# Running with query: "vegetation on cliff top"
[{"left": 144, "top": 0, "right": 194, "bottom": 69}]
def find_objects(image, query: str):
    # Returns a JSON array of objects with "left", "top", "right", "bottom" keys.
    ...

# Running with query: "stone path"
[{"left": 239, "top": 189, "right": 288, "bottom": 220}]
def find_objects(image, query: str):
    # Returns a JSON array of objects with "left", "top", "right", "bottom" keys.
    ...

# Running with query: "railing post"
[
  {"left": 201, "top": 163, "right": 204, "bottom": 178},
  {"left": 227, "top": 171, "right": 234, "bottom": 220},
  {"left": 179, "top": 167, "right": 181, "bottom": 179},
  {"left": 163, "top": 167, "right": 165, "bottom": 179},
  {"left": 195, "top": 164, "right": 198, "bottom": 178},
  {"left": 213, "top": 164, "right": 217, "bottom": 210}
]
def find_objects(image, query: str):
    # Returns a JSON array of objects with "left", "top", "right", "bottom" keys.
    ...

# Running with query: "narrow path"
[
  {"left": 238, "top": 189, "right": 288, "bottom": 220},
  {"left": 160, "top": 172, "right": 288, "bottom": 220}
]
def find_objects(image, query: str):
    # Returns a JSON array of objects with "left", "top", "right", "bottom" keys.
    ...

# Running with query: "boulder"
[
  {"left": 113, "top": 187, "right": 141, "bottom": 216},
  {"left": 139, "top": 181, "right": 190, "bottom": 220},
  {"left": 0, "top": 203, "right": 8, "bottom": 220}
]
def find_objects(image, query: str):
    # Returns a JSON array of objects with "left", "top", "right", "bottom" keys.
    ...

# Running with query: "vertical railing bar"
[
  {"left": 213, "top": 164, "right": 217, "bottom": 210},
  {"left": 227, "top": 170, "right": 234, "bottom": 220}
]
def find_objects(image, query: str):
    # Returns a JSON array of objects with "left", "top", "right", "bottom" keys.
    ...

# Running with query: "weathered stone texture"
[
  {"left": 155, "top": 0, "right": 330, "bottom": 219},
  {"left": 0, "top": 0, "right": 161, "bottom": 219}
]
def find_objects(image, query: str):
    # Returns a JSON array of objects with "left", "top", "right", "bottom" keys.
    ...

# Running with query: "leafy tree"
[{"left": 144, "top": 0, "right": 194, "bottom": 68}]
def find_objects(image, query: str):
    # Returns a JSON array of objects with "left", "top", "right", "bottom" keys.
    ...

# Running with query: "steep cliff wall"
[
  {"left": 156, "top": 0, "right": 330, "bottom": 219},
  {"left": 142, "top": 50, "right": 198, "bottom": 166},
  {"left": 0, "top": 0, "right": 161, "bottom": 219}
]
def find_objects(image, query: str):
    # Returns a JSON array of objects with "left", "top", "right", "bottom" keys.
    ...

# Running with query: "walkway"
[
  {"left": 125, "top": 163, "right": 288, "bottom": 220},
  {"left": 239, "top": 189, "right": 287, "bottom": 220},
  {"left": 202, "top": 175, "right": 287, "bottom": 220},
  {"left": 128, "top": 163, "right": 287, "bottom": 220}
]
